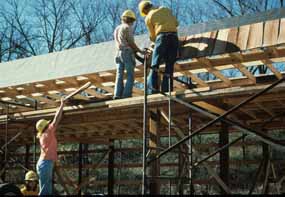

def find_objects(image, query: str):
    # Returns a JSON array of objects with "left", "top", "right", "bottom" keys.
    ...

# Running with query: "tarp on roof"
[{"left": 0, "top": 8, "right": 285, "bottom": 89}]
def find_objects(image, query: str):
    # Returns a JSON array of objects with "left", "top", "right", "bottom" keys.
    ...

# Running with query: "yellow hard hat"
[
  {"left": 121, "top": 10, "right": 136, "bottom": 20},
  {"left": 36, "top": 119, "right": 50, "bottom": 137},
  {"left": 25, "top": 170, "right": 38, "bottom": 181},
  {"left": 139, "top": 1, "right": 152, "bottom": 17}
]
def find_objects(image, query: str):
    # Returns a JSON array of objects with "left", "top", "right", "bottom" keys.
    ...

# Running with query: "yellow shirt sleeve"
[{"left": 145, "top": 16, "right": 156, "bottom": 42}]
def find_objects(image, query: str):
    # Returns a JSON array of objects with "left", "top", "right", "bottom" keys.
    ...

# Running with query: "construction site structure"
[{"left": 1, "top": 7, "right": 285, "bottom": 195}]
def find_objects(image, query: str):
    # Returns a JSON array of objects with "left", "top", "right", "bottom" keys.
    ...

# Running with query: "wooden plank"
[
  {"left": 226, "top": 27, "right": 239, "bottom": 53},
  {"left": 180, "top": 34, "right": 200, "bottom": 58},
  {"left": 206, "top": 67, "right": 232, "bottom": 87},
  {"left": 262, "top": 60, "right": 283, "bottom": 79},
  {"left": 193, "top": 101, "right": 225, "bottom": 115},
  {"left": 239, "top": 109, "right": 257, "bottom": 120},
  {"left": 263, "top": 19, "right": 280, "bottom": 47},
  {"left": 237, "top": 25, "right": 250, "bottom": 51},
  {"left": 278, "top": 18, "right": 285, "bottom": 44},
  {"left": 255, "top": 102, "right": 275, "bottom": 117},
  {"left": 179, "top": 8, "right": 285, "bottom": 36},
  {"left": 247, "top": 22, "right": 263, "bottom": 49},
  {"left": 233, "top": 64, "right": 256, "bottom": 83},
  {"left": 86, "top": 74, "right": 114, "bottom": 94},
  {"left": 197, "top": 31, "right": 212, "bottom": 57},
  {"left": 84, "top": 87, "right": 107, "bottom": 99},
  {"left": 205, "top": 31, "right": 218, "bottom": 56},
  {"left": 182, "top": 31, "right": 217, "bottom": 58},
  {"left": 187, "top": 71, "right": 209, "bottom": 87},
  {"left": 31, "top": 93, "right": 56, "bottom": 105},
  {"left": 213, "top": 29, "right": 230, "bottom": 55}
]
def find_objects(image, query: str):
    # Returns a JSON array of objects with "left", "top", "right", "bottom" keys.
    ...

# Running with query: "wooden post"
[
  {"left": 0, "top": 155, "right": 5, "bottom": 182},
  {"left": 262, "top": 129, "right": 270, "bottom": 194},
  {"left": 178, "top": 147, "right": 185, "bottom": 195},
  {"left": 83, "top": 144, "right": 89, "bottom": 194},
  {"left": 78, "top": 143, "right": 83, "bottom": 196},
  {"left": 149, "top": 109, "right": 161, "bottom": 195},
  {"left": 108, "top": 140, "right": 114, "bottom": 195},
  {"left": 220, "top": 121, "right": 229, "bottom": 194},
  {"left": 25, "top": 145, "right": 30, "bottom": 170}
]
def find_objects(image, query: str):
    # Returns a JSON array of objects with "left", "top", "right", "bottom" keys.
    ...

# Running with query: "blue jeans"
[
  {"left": 147, "top": 33, "right": 179, "bottom": 94},
  {"left": 114, "top": 48, "right": 136, "bottom": 98},
  {"left": 37, "top": 160, "right": 54, "bottom": 195}
]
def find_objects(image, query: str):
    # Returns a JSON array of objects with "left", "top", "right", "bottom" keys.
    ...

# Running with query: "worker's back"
[
  {"left": 114, "top": 23, "right": 134, "bottom": 50},
  {"left": 146, "top": 7, "right": 178, "bottom": 38}
]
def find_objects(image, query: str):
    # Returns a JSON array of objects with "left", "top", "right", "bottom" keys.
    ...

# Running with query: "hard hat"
[
  {"left": 139, "top": 1, "right": 152, "bottom": 17},
  {"left": 25, "top": 170, "right": 38, "bottom": 181},
  {"left": 121, "top": 10, "right": 136, "bottom": 20},
  {"left": 36, "top": 119, "right": 50, "bottom": 135}
]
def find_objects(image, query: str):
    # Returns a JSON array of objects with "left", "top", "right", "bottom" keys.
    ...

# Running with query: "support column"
[
  {"left": 178, "top": 148, "right": 186, "bottom": 195},
  {"left": 262, "top": 129, "right": 270, "bottom": 194},
  {"left": 108, "top": 140, "right": 114, "bottom": 195},
  {"left": 219, "top": 121, "right": 229, "bottom": 194},
  {"left": 83, "top": 144, "right": 89, "bottom": 194},
  {"left": 33, "top": 101, "right": 38, "bottom": 170},
  {"left": 78, "top": 143, "right": 83, "bottom": 196},
  {"left": 0, "top": 154, "right": 5, "bottom": 182},
  {"left": 149, "top": 109, "right": 160, "bottom": 195}
]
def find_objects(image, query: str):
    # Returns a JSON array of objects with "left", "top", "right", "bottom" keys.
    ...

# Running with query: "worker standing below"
[
  {"left": 36, "top": 98, "right": 65, "bottom": 195},
  {"left": 20, "top": 170, "right": 39, "bottom": 196},
  {"left": 139, "top": 1, "right": 179, "bottom": 94},
  {"left": 113, "top": 10, "right": 145, "bottom": 99}
]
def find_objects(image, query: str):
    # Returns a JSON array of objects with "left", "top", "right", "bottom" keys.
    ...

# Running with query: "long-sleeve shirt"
[
  {"left": 114, "top": 23, "right": 135, "bottom": 50},
  {"left": 145, "top": 7, "right": 179, "bottom": 42}
]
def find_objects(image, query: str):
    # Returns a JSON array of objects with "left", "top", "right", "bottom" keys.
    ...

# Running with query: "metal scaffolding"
[{"left": 141, "top": 56, "right": 285, "bottom": 194}]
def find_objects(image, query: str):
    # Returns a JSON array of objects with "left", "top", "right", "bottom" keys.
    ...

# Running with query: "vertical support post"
[
  {"left": 188, "top": 115, "right": 194, "bottom": 195},
  {"left": 142, "top": 53, "right": 148, "bottom": 195},
  {"left": 168, "top": 76, "right": 171, "bottom": 147},
  {"left": 25, "top": 145, "right": 30, "bottom": 170},
  {"left": 33, "top": 101, "right": 38, "bottom": 170},
  {"left": 2, "top": 104, "right": 9, "bottom": 182},
  {"left": 219, "top": 121, "right": 229, "bottom": 194},
  {"left": 78, "top": 143, "right": 83, "bottom": 196},
  {"left": 149, "top": 109, "right": 161, "bottom": 195},
  {"left": 108, "top": 140, "right": 114, "bottom": 195},
  {"left": 83, "top": 144, "right": 89, "bottom": 194},
  {"left": 262, "top": 129, "right": 270, "bottom": 194},
  {"left": 178, "top": 148, "right": 185, "bottom": 195}
]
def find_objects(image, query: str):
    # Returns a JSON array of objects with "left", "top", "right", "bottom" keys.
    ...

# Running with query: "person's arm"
[
  {"left": 51, "top": 97, "right": 65, "bottom": 128},
  {"left": 146, "top": 17, "right": 156, "bottom": 42}
]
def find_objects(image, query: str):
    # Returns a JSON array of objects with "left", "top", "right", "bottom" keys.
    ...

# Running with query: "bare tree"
[{"left": 69, "top": 0, "right": 105, "bottom": 46}]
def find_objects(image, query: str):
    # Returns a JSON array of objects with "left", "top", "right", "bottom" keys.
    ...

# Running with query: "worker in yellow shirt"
[
  {"left": 139, "top": 0, "right": 179, "bottom": 94},
  {"left": 20, "top": 170, "right": 39, "bottom": 196}
]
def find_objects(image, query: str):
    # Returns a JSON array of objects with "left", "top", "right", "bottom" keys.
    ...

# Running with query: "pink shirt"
[{"left": 39, "top": 123, "right": 58, "bottom": 161}]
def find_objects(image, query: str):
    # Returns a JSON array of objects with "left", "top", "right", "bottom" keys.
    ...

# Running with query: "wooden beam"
[
  {"left": 159, "top": 110, "right": 231, "bottom": 194},
  {"left": 233, "top": 64, "right": 256, "bottom": 83},
  {"left": 78, "top": 143, "right": 83, "bottom": 195},
  {"left": 197, "top": 58, "right": 232, "bottom": 86},
  {"left": 108, "top": 140, "right": 115, "bottom": 195},
  {"left": 220, "top": 121, "right": 229, "bottom": 194},
  {"left": 149, "top": 109, "right": 161, "bottom": 195},
  {"left": 262, "top": 60, "right": 283, "bottom": 79}
]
